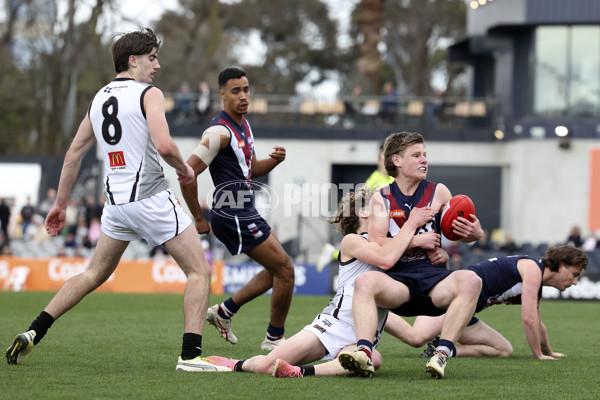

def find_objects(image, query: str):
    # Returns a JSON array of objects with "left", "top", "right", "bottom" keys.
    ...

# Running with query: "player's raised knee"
[
  {"left": 354, "top": 271, "right": 380, "bottom": 294},
  {"left": 460, "top": 270, "right": 482, "bottom": 294}
]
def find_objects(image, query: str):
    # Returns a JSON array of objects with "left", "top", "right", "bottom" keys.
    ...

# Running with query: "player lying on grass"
[
  {"left": 384, "top": 245, "right": 587, "bottom": 360},
  {"left": 205, "top": 186, "right": 434, "bottom": 377}
]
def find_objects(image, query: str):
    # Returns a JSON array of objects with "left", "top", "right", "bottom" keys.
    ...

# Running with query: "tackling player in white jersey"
[{"left": 203, "top": 186, "right": 434, "bottom": 377}]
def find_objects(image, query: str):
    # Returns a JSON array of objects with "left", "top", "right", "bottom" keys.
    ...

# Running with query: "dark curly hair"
[
  {"left": 541, "top": 245, "right": 588, "bottom": 272},
  {"left": 328, "top": 186, "right": 373, "bottom": 236}
]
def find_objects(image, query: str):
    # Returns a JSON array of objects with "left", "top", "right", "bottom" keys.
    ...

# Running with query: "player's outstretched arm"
[
  {"left": 519, "top": 259, "right": 557, "bottom": 360},
  {"left": 46, "top": 116, "right": 96, "bottom": 236}
]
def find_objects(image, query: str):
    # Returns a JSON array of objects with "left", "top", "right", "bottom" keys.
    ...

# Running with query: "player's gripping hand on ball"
[{"left": 452, "top": 214, "right": 483, "bottom": 242}]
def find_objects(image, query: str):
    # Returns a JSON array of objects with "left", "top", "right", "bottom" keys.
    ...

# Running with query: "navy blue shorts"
[
  {"left": 210, "top": 210, "right": 271, "bottom": 255},
  {"left": 386, "top": 264, "right": 453, "bottom": 317}
]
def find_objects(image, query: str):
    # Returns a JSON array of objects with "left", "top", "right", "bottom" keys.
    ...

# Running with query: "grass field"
[{"left": 2, "top": 291, "right": 599, "bottom": 399}]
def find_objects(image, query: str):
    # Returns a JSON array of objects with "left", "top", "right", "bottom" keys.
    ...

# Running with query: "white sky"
[
  {"left": 0, "top": 0, "right": 357, "bottom": 97},
  {"left": 110, "top": 0, "right": 355, "bottom": 98}
]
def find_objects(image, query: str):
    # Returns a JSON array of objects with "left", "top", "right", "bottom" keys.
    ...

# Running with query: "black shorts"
[
  {"left": 210, "top": 210, "right": 271, "bottom": 255},
  {"left": 386, "top": 264, "right": 453, "bottom": 317}
]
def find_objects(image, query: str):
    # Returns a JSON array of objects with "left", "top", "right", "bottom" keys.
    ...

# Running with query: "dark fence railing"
[
  {"left": 165, "top": 92, "right": 600, "bottom": 142},
  {"left": 164, "top": 93, "right": 500, "bottom": 142}
]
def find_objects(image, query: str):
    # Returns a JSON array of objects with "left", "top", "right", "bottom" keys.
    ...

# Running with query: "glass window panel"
[
  {"left": 534, "top": 27, "right": 568, "bottom": 116},
  {"left": 569, "top": 26, "right": 600, "bottom": 117}
]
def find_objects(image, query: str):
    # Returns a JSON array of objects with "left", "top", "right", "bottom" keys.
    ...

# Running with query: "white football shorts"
[
  {"left": 303, "top": 313, "right": 358, "bottom": 361},
  {"left": 101, "top": 189, "right": 192, "bottom": 248}
]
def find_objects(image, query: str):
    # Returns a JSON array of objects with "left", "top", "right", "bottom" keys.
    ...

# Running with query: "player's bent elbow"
[{"left": 155, "top": 140, "right": 178, "bottom": 159}]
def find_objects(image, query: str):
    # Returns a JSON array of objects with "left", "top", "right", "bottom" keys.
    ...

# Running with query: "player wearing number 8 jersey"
[
  {"left": 5, "top": 28, "right": 228, "bottom": 372},
  {"left": 89, "top": 78, "right": 168, "bottom": 204}
]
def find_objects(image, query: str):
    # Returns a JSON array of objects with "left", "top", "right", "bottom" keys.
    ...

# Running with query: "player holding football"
[
  {"left": 5, "top": 28, "right": 228, "bottom": 372},
  {"left": 385, "top": 245, "right": 587, "bottom": 360},
  {"left": 338, "top": 131, "right": 484, "bottom": 379},
  {"left": 204, "top": 186, "right": 435, "bottom": 377},
  {"left": 180, "top": 67, "right": 295, "bottom": 351}
]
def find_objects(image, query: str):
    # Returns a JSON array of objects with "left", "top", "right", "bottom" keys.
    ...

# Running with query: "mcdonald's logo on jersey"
[
  {"left": 109, "top": 151, "right": 126, "bottom": 168},
  {"left": 389, "top": 209, "right": 405, "bottom": 219}
]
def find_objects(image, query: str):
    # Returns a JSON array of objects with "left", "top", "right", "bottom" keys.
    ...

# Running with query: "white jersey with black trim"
[
  {"left": 321, "top": 233, "right": 388, "bottom": 343},
  {"left": 89, "top": 78, "right": 168, "bottom": 205}
]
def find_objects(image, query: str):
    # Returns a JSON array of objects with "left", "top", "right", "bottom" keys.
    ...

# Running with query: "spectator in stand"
[
  {"left": 378, "top": 82, "right": 398, "bottom": 129},
  {"left": 0, "top": 198, "right": 10, "bottom": 241},
  {"left": 195, "top": 81, "right": 212, "bottom": 124},
  {"left": 500, "top": 234, "right": 521, "bottom": 253},
  {"left": 37, "top": 188, "right": 57, "bottom": 219},
  {"left": 64, "top": 199, "right": 79, "bottom": 233},
  {"left": 60, "top": 231, "right": 81, "bottom": 257},
  {"left": 85, "top": 195, "right": 103, "bottom": 228},
  {"left": 425, "top": 90, "right": 444, "bottom": 127},
  {"left": 22, "top": 213, "right": 42, "bottom": 242},
  {"left": 581, "top": 232, "right": 598, "bottom": 252},
  {"left": 32, "top": 215, "right": 52, "bottom": 244},
  {"left": 63, "top": 232, "right": 78, "bottom": 249},
  {"left": 170, "top": 82, "right": 195, "bottom": 122},
  {"left": 76, "top": 197, "right": 87, "bottom": 220},
  {"left": 566, "top": 226, "right": 583, "bottom": 248},
  {"left": 71, "top": 214, "right": 89, "bottom": 249},
  {"left": 87, "top": 217, "right": 101, "bottom": 247},
  {"left": 342, "top": 85, "right": 363, "bottom": 129},
  {"left": 20, "top": 197, "right": 36, "bottom": 239}
]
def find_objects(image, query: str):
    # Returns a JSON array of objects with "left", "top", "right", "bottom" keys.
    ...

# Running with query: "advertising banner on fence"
[{"left": 0, "top": 256, "right": 331, "bottom": 296}]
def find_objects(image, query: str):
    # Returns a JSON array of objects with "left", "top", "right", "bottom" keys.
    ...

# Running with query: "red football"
[{"left": 440, "top": 195, "right": 476, "bottom": 241}]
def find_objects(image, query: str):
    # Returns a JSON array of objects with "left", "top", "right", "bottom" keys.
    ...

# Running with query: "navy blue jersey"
[
  {"left": 208, "top": 111, "right": 256, "bottom": 217},
  {"left": 380, "top": 180, "right": 441, "bottom": 269},
  {"left": 469, "top": 255, "right": 544, "bottom": 312}
]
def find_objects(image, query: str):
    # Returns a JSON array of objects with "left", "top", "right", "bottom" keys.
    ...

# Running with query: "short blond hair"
[{"left": 383, "top": 132, "right": 424, "bottom": 177}]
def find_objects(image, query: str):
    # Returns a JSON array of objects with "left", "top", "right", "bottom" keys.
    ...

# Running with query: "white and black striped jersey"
[{"left": 89, "top": 78, "right": 168, "bottom": 205}]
